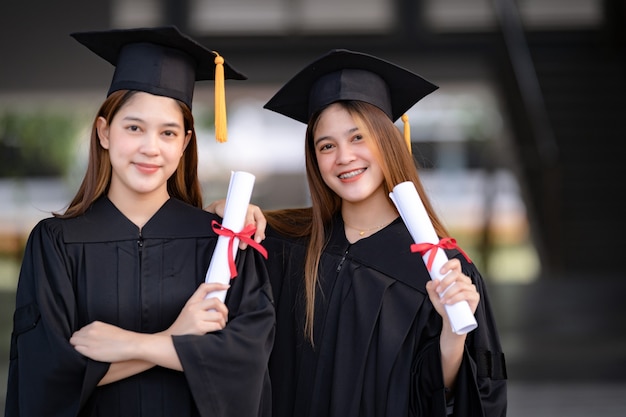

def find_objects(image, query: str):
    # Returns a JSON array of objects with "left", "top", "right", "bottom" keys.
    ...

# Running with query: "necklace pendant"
[{"left": 359, "top": 231, "right": 365, "bottom": 236}]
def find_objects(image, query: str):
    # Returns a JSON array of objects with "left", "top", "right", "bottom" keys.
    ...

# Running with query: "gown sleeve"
[
  {"left": 445, "top": 253, "right": 508, "bottom": 417},
  {"left": 410, "top": 252, "right": 507, "bottom": 417},
  {"left": 172, "top": 245, "right": 275, "bottom": 417},
  {"left": 5, "top": 220, "right": 110, "bottom": 417}
]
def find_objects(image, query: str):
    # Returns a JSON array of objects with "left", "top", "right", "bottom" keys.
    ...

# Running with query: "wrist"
[{"left": 439, "top": 329, "right": 466, "bottom": 357}]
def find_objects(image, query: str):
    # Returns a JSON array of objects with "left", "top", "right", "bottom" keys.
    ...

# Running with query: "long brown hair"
[
  {"left": 56, "top": 90, "right": 203, "bottom": 218},
  {"left": 266, "top": 101, "right": 449, "bottom": 342}
]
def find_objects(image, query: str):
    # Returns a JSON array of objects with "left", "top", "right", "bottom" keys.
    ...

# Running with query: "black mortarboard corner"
[
  {"left": 264, "top": 49, "right": 437, "bottom": 123},
  {"left": 263, "top": 49, "right": 438, "bottom": 151},
  {"left": 71, "top": 26, "right": 247, "bottom": 142}
]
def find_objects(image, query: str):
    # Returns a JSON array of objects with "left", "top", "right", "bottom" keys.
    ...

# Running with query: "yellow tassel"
[
  {"left": 214, "top": 52, "right": 227, "bottom": 143},
  {"left": 402, "top": 114, "right": 412, "bottom": 154}
]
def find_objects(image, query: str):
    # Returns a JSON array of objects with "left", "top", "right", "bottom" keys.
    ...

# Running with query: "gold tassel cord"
[
  {"left": 402, "top": 114, "right": 411, "bottom": 154},
  {"left": 214, "top": 53, "right": 227, "bottom": 143}
]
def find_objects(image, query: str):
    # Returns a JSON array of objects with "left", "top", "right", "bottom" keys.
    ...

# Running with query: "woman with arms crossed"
[{"left": 5, "top": 26, "right": 274, "bottom": 417}]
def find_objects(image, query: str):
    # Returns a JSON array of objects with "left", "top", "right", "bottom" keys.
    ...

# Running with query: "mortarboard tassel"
[
  {"left": 401, "top": 114, "right": 412, "bottom": 154},
  {"left": 214, "top": 52, "right": 227, "bottom": 143}
]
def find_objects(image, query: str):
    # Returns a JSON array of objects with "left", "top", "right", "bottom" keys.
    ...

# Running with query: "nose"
[
  {"left": 139, "top": 131, "right": 160, "bottom": 156},
  {"left": 335, "top": 143, "right": 355, "bottom": 165}
]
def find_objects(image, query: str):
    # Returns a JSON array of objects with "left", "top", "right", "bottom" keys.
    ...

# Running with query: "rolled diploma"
[
  {"left": 389, "top": 181, "right": 478, "bottom": 335},
  {"left": 204, "top": 171, "right": 256, "bottom": 302}
]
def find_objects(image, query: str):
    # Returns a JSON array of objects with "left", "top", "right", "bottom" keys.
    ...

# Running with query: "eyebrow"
[
  {"left": 314, "top": 126, "right": 360, "bottom": 146},
  {"left": 121, "top": 116, "right": 183, "bottom": 129}
]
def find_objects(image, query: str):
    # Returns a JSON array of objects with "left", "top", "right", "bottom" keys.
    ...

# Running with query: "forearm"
[
  {"left": 98, "top": 360, "right": 155, "bottom": 386},
  {"left": 72, "top": 323, "right": 184, "bottom": 376},
  {"left": 439, "top": 320, "right": 466, "bottom": 393},
  {"left": 111, "top": 330, "right": 184, "bottom": 371},
  {"left": 426, "top": 259, "right": 477, "bottom": 395},
  {"left": 135, "top": 332, "right": 183, "bottom": 371},
  {"left": 98, "top": 333, "right": 183, "bottom": 386},
  {"left": 96, "top": 333, "right": 184, "bottom": 386},
  {"left": 98, "top": 334, "right": 182, "bottom": 386}
]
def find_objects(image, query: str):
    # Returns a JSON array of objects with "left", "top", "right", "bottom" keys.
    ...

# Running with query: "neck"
[
  {"left": 108, "top": 186, "right": 170, "bottom": 228},
  {"left": 341, "top": 193, "right": 398, "bottom": 237}
]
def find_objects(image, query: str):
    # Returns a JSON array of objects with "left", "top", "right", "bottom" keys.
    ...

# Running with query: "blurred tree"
[{"left": 0, "top": 111, "right": 80, "bottom": 177}]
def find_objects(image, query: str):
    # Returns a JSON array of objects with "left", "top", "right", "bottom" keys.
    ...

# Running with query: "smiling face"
[
  {"left": 97, "top": 92, "right": 191, "bottom": 205},
  {"left": 313, "top": 102, "right": 387, "bottom": 205}
]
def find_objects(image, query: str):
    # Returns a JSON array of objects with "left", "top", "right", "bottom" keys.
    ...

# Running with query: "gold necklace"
[{"left": 344, "top": 219, "right": 394, "bottom": 236}]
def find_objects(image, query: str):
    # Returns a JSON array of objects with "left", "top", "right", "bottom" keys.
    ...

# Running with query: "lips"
[
  {"left": 338, "top": 168, "right": 366, "bottom": 180},
  {"left": 134, "top": 162, "right": 160, "bottom": 174}
]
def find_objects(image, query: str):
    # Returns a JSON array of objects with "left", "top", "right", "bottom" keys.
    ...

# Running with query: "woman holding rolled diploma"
[
  {"left": 261, "top": 49, "right": 508, "bottom": 417},
  {"left": 5, "top": 26, "right": 274, "bottom": 417}
]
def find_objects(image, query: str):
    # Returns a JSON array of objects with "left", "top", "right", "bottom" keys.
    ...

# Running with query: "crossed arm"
[
  {"left": 69, "top": 203, "right": 266, "bottom": 386},
  {"left": 69, "top": 282, "right": 230, "bottom": 385}
]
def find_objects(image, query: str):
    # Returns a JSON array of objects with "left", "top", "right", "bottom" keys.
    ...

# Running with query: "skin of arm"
[
  {"left": 69, "top": 282, "right": 230, "bottom": 385},
  {"left": 425, "top": 258, "right": 480, "bottom": 397}
]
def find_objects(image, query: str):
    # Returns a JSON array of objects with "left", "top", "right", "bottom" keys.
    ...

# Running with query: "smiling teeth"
[{"left": 339, "top": 169, "right": 365, "bottom": 179}]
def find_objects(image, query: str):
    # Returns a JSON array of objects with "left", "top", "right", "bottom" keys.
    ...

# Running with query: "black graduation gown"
[
  {"left": 5, "top": 197, "right": 275, "bottom": 417},
  {"left": 265, "top": 215, "right": 507, "bottom": 417}
]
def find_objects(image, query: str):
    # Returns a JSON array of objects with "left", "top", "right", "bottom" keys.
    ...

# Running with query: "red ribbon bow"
[
  {"left": 212, "top": 220, "right": 268, "bottom": 278},
  {"left": 410, "top": 237, "right": 472, "bottom": 271}
]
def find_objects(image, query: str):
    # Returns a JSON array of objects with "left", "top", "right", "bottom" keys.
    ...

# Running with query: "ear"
[
  {"left": 183, "top": 130, "right": 192, "bottom": 152},
  {"left": 96, "top": 117, "right": 110, "bottom": 149}
]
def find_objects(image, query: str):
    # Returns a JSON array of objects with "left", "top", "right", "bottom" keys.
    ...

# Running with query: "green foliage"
[
  {"left": 194, "top": 107, "right": 215, "bottom": 131},
  {"left": 0, "top": 111, "right": 80, "bottom": 177}
]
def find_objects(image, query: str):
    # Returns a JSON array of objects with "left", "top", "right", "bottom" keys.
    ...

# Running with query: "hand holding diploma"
[
  {"left": 205, "top": 171, "right": 267, "bottom": 302},
  {"left": 389, "top": 181, "right": 478, "bottom": 335}
]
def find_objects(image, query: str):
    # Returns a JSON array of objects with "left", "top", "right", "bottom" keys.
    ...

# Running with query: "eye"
[
  {"left": 127, "top": 124, "right": 141, "bottom": 132},
  {"left": 163, "top": 130, "right": 176, "bottom": 137},
  {"left": 352, "top": 134, "right": 364, "bottom": 142},
  {"left": 318, "top": 142, "right": 334, "bottom": 152}
]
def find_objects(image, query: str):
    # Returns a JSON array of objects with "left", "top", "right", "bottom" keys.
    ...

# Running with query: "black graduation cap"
[
  {"left": 263, "top": 49, "right": 438, "bottom": 124},
  {"left": 71, "top": 26, "right": 247, "bottom": 141}
]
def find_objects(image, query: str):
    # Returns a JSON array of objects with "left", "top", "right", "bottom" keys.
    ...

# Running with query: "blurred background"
[{"left": 1, "top": 0, "right": 625, "bottom": 415}]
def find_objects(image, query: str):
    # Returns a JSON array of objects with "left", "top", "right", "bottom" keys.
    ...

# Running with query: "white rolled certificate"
[
  {"left": 389, "top": 181, "right": 478, "bottom": 335},
  {"left": 204, "top": 171, "right": 256, "bottom": 302}
]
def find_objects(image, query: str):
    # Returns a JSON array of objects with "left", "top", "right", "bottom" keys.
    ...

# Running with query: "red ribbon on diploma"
[
  {"left": 410, "top": 237, "right": 472, "bottom": 271},
  {"left": 212, "top": 220, "right": 268, "bottom": 278}
]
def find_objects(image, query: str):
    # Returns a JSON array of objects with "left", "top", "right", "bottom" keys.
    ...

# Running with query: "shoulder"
[
  {"left": 141, "top": 198, "right": 220, "bottom": 238},
  {"left": 19, "top": 216, "right": 72, "bottom": 257},
  {"left": 166, "top": 198, "right": 221, "bottom": 221},
  {"left": 27, "top": 216, "right": 65, "bottom": 239}
]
